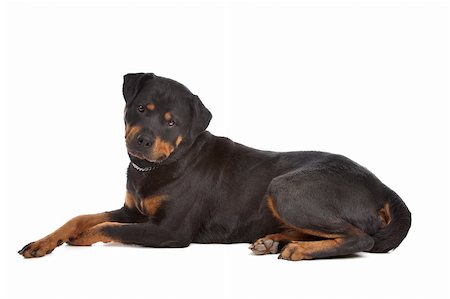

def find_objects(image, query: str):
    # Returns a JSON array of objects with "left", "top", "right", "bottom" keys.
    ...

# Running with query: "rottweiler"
[{"left": 19, "top": 73, "right": 411, "bottom": 261}]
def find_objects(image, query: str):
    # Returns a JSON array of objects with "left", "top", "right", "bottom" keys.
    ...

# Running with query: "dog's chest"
[{"left": 128, "top": 191, "right": 168, "bottom": 217}]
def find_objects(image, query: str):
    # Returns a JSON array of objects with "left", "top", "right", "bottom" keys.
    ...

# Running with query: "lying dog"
[{"left": 19, "top": 73, "right": 411, "bottom": 261}]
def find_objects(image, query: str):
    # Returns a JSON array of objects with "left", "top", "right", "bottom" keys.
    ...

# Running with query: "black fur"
[
  {"left": 18, "top": 73, "right": 411, "bottom": 260},
  {"left": 104, "top": 73, "right": 411, "bottom": 256}
]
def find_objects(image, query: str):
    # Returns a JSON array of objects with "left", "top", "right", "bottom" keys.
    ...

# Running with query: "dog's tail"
[{"left": 368, "top": 190, "right": 411, "bottom": 253}]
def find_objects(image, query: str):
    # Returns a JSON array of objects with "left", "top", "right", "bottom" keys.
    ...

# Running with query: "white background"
[{"left": 1, "top": 0, "right": 449, "bottom": 298}]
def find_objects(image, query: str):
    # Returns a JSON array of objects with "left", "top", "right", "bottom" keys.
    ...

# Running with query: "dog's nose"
[{"left": 136, "top": 133, "right": 153, "bottom": 148}]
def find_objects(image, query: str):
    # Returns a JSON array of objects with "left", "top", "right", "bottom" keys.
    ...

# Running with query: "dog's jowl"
[{"left": 19, "top": 73, "right": 411, "bottom": 261}]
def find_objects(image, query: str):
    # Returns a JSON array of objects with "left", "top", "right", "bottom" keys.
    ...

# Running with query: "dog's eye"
[
  {"left": 137, "top": 105, "right": 145, "bottom": 113},
  {"left": 167, "top": 120, "right": 176, "bottom": 127}
]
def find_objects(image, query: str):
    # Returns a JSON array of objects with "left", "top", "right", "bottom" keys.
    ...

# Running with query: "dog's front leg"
[
  {"left": 68, "top": 222, "right": 192, "bottom": 248},
  {"left": 18, "top": 206, "right": 145, "bottom": 258}
]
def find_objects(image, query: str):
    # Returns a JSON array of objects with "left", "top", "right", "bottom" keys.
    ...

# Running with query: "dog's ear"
[
  {"left": 190, "top": 95, "right": 212, "bottom": 137},
  {"left": 123, "top": 73, "right": 155, "bottom": 102}
]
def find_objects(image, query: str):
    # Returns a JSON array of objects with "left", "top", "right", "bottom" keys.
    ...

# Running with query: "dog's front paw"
[{"left": 18, "top": 237, "right": 64, "bottom": 258}]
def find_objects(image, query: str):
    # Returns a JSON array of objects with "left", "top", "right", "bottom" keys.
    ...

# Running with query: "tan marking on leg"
[
  {"left": 67, "top": 222, "right": 123, "bottom": 246},
  {"left": 265, "top": 195, "right": 351, "bottom": 261},
  {"left": 267, "top": 196, "right": 283, "bottom": 221},
  {"left": 295, "top": 228, "right": 342, "bottom": 239},
  {"left": 147, "top": 103, "right": 155, "bottom": 111},
  {"left": 19, "top": 213, "right": 110, "bottom": 258},
  {"left": 141, "top": 195, "right": 168, "bottom": 216},
  {"left": 124, "top": 191, "right": 136, "bottom": 209},
  {"left": 164, "top": 112, "right": 172, "bottom": 121},
  {"left": 151, "top": 137, "right": 174, "bottom": 159},
  {"left": 175, "top": 135, "right": 183, "bottom": 147},
  {"left": 262, "top": 230, "right": 314, "bottom": 242},
  {"left": 280, "top": 238, "right": 344, "bottom": 261},
  {"left": 267, "top": 196, "right": 342, "bottom": 239},
  {"left": 379, "top": 202, "right": 391, "bottom": 228}
]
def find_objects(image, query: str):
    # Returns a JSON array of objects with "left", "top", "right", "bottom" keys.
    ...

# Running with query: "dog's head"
[{"left": 123, "top": 73, "right": 212, "bottom": 165}]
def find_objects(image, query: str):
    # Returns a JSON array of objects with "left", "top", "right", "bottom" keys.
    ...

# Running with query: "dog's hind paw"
[{"left": 249, "top": 238, "right": 280, "bottom": 255}]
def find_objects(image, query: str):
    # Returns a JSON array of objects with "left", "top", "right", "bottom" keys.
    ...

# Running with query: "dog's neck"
[{"left": 130, "top": 162, "right": 157, "bottom": 172}]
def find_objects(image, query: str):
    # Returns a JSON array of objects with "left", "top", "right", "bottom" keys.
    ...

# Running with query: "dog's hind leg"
[
  {"left": 269, "top": 193, "right": 373, "bottom": 260},
  {"left": 251, "top": 170, "right": 376, "bottom": 261}
]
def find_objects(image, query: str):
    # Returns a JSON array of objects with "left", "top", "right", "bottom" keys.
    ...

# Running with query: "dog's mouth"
[
  {"left": 126, "top": 136, "right": 176, "bottom": 164},
  {"left": 127, "top": 149, "right": 163, "bottom": 163}
]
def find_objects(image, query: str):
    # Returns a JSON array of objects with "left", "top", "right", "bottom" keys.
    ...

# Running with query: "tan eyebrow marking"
[
  {"left": 147, "top": 103, "right": 155, "bottom": 111},
  {"left": 164, "top": 112, "right": 172, "bottom": 121}
]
